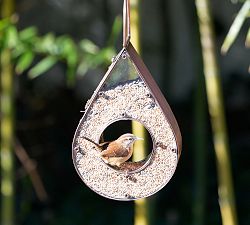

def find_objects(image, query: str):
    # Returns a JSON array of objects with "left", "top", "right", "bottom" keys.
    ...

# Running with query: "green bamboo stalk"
[
  {"left": 1, "top": 1, "right": 15, "bottom": 225},
  {"left": 195, "top": 0, "right": 238, "bottom": 225},
  {"left": 0, "top": 47, "right": 15, "bottom": 225},
  {"left": 130, "top": 1, "right": 150, "bottom": 225}
]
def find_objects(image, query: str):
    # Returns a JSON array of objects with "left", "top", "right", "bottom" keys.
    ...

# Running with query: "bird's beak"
[{"left": 135, "top": 137, "right": 144, "bottom": 141}]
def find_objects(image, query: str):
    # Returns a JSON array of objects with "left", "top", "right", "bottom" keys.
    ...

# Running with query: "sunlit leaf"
[
  {"left": 15, "top": 51, "right": 35, "bottom": 74},
  {"left": 79, "top": 39, "right": 99, "bottom": 54},
  {"left": 28, "top": 56, "right": 57, "bottom": 78},
  {"left": 56, "top": 36, "right": 78, "bottom": 84},
  {"left": 93, "top": 47, "right": 115, "bottom": 66},
  {"left": 19, "top": 27, "right": 38, "bottom": 41},
  {"left": 12, "top": 43, "right": 26, "bottom": 58},
  {"left": 56, "top": 36, "right": 71, "bottom": 55},
  {"left": 77, "top": 57, "right": 92, "bottom": 76},
  {"left": 58, "top": 36, "right": 78, "bottom": 60},
  {"left": 221, "top": 0, "right": 250, "bottom": 54},
  {"left": 5, "top": 25, "right": 18, "bottom": 48},
  {"left": 36, "top": 33, "right": 57, "bottom": 54}
]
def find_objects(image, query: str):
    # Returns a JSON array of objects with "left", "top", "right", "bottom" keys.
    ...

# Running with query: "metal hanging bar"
[{"left": 123, "top": 0, "right": 131, "bottom": 48}]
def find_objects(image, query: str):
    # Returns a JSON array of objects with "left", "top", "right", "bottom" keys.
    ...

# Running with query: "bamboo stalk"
[
  {"left": 195, "top": 0, "right": 238, "bottom": 225},
  {"left": 1, "top": 1, "right": 15, "bottom": 225},
  {"left": 130, "top": 1, "right": 150, "bottom": 225},
  {"left": 1, "top": 45, "right": 15, "bottom": 225}
]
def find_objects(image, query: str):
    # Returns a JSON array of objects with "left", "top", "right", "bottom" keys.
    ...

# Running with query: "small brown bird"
[{"left": 82, "top": 133, "right": 143, "bottom": 167}]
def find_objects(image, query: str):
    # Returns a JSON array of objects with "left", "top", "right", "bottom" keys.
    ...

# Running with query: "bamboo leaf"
[
  {"left": 77, "top": 57, "right": 93, "bottom": 76},
  {"left": 36, "top": 33, "right": 57, "bottom": 54},
  {"left": 79, "top": 39, "right": 99, "bottom": 54},
  {"left": 93, "top": 47, "right": 115, "bottom": 66},
  {"left": 19, "top": 26, "right": 38, "bottom": 41},
  {"left": 245, "top": 27, "right": 250, "bottom": 48},
  {"left": 56, "top": 36, "right": 74, "bottom": 56},
  {"left": 28, "top": 56, "right": 57, "bottom": 78},
  {"left": 15, "top": 51, "right": 34, "bottom": 74},
  {"left": 56, "top": 36, "right": 78, "bottom": 85},
  {"left": 66, "top": 66, "right": 76, "bottom": 87},
  {"left": 5, "top": 25, "right": 18, "bottom": 48},
  {"left": 11, "top": 43, "right": 26, "bottom": 58},
  {"left": 221, "top": 0, "right": 250, "bottom": 54},
  {"left": 0, "top": 18, "right": 10, "bottom": 31}
]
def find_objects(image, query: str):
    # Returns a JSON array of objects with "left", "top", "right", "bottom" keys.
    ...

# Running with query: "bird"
[{"left": 82, "top": 133, "right": 143, "bottom": 167}]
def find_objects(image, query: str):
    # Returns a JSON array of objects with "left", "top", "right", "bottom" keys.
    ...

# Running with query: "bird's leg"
[{"left": 124, "top": 170, "right": 137, "bottom": 183}]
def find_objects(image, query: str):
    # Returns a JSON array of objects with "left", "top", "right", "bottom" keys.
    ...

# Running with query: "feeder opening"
[{"left": 100, "top": 119, "right": 154, "bottom": 173}]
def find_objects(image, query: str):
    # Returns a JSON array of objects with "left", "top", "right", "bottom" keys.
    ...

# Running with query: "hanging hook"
[{"left": 123, "top": 0, "right": 131, "bottom": 48}]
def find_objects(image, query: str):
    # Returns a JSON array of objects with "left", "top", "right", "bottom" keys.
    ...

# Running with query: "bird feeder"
[{"left": 72, "top": 0, "right": 182, "bottom": 200}]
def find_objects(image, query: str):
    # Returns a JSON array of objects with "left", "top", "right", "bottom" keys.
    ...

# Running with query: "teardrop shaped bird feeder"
[{"left": 72, "top": 0, "right": 182, "bottom": 201}]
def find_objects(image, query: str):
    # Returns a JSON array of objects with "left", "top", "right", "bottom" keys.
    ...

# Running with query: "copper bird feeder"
[{"left": 72, "top": 0, "right": 182, "bottom": 200}]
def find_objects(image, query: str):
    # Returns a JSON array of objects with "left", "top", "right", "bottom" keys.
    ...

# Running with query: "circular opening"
[{"left": 99, "top": 120, "right": 154, "bottom": 173}]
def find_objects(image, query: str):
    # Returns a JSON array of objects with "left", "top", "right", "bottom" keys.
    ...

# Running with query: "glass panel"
[{"left": 100, "top": 51, "right": 140, "bottom": 91}]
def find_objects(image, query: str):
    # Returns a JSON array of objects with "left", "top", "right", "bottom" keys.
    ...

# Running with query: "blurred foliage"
[
  {"left": 222, "top": 0, "right": 250, "bottom": 72},
  {"left": 0, "top": 0, "right": 249, "bottom": 225},
  {"left": 0, "top": 16, "right": 122, "bottom": 86},
  {"left": 246, "top": 27, "right": 250, "bottom": 47}
]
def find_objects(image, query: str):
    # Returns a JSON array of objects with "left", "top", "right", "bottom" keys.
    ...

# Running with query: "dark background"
[{"left": 12, "top": 0, "right": 250, "bottom": 224}]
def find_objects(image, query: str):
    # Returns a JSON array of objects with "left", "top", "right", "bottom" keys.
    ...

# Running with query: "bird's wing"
[{"left": 100, "top": 142, "right": 129, "bottom": 158}]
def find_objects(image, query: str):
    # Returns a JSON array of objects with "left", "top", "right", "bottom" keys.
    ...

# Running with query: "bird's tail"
[{"left": 81, "top": 136, "right": 101, "bottom": 148}]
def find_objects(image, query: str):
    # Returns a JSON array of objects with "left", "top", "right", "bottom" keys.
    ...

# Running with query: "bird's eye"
[{"left": 129, "top": 137, "right": 133, "bottom": 141}]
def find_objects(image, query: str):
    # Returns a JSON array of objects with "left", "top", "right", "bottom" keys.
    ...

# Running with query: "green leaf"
[
  {"left": 79, "top": 39, "right": 99, "bottom": 54},
  {"left": 28, "top": 56, "right": 57, "bottom": 79},
  {"left": 221, "top": 0, "right": 250, "bottom": 54},
  {"left": 93, "top": 47, "right": 115, "bottom": 66},
  {"left": 65, "top": 52, "right": 77, "bottom": 83},
  {"left": 36, "top": 33, "right": 57, "bottom": 54},
  {"left": 66, "top": 66, "right": 76, "bottom": 87},
  {"left": 12, "top": 43, "right": 26, "bottom": 58},
  {"left": 5, "top": 25, "right": 18, "bottom": 48},
  {"left": 55, "top": 36, "right": 78, "bottom": 84},
  {"left": 0, "top": 18, "right": 10, "bottom": 31},
  {"left": 77, "top": 56, "right": 93, "bottom": 76},
  {"left": 57, "top": 36, "right": 78, "bottom": 60},
  {"left": 15, "top": 51, "right": 35, "bottom": 74},
  {"left": 19, "top": 27, "right": 38, "bottom": 41}
]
